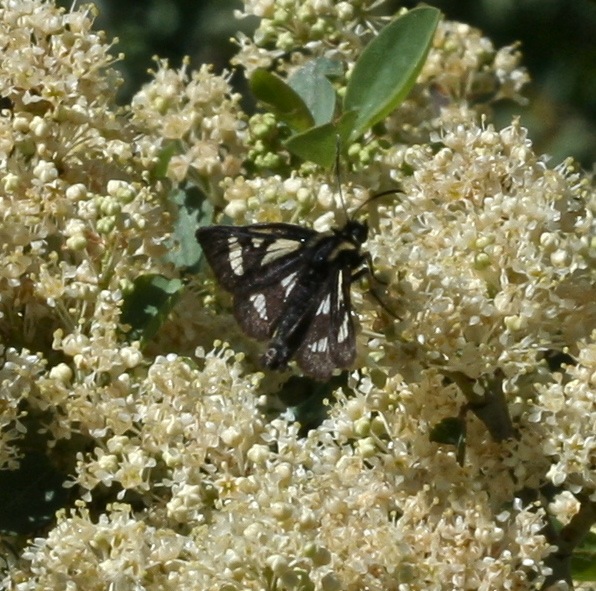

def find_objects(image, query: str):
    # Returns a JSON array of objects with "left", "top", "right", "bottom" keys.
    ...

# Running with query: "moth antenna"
[
  {"left": 334, "top": 135, "right": 350, "bottom": 221},
  {"left": 351, "top": 187, "right": 404, "bottom": 218}
]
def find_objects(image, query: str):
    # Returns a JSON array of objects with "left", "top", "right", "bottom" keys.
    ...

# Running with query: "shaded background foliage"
[
  {"left": 417, "top": 0, "right": 596, "bottom": 168},
  {"left": 60, "top": 0, "right": 596, "bottom": 168}
]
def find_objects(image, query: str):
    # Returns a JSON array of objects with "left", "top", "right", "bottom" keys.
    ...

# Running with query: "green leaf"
[
  {"left": 284, "top": 110, "right": 358, "bottom": 167},
  {"left": 430, "top": 416, "right": 465, "bottom": 446},
  {"left": 344, "top": 6, "right": 441, "bottom": 140},
  {"left": 165, "top": 184, "right": 213, "bottom": 272},
  {"left": 430, "top": 416, "right": 467, "bottom": 465},
  {"left": 288, "top": 58, "right": 342, "bottom": 126},
  {"left": 121, "top": 274, "right": 184, "bottom": 345},
  {"left": 284, "top": 123, "right": 337, "bottom": 168},
  {"left": 278, "top": 373, "right": 348, "bottom": 434},
  {"left": 249, "top": 69, "right": 315, "bottom": 131},
  {"left": 572, "top": 531, "right": 596, "bottom": 581}
]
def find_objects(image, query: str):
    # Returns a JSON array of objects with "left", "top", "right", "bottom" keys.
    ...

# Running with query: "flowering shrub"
[{"left": 0, "top": 1, "right": 595, "bottom": 590}]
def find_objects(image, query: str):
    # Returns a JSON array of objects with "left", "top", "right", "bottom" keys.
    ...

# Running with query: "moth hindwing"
[{"left": 196, "top": 219, "right": 369, "bottom": 381}]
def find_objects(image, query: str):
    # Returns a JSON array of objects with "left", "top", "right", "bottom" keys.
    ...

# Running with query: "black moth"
[{"left": 196, "top": 215, "right": 371, "bottom": 381}]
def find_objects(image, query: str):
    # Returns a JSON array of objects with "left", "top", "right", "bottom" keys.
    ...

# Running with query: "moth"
[{"left": 196, "top": 208, "right": 378, "bottom": 381}]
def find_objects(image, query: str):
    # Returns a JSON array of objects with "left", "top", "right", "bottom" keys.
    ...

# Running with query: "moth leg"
[
  {"left": 352, "top": 256, "right": 400, "bottom": 319},
  {"left": 368, "top": 283, "right": 400, "bottom": 319},
  {"left": 364, "top": 252, "right": 389, "bottom": 285},
  {"left": 350, "top": 252, "right": 387, "bottom": 285},
  {"left": 351, "top": 266, "right": 368, "bottom": 282}
]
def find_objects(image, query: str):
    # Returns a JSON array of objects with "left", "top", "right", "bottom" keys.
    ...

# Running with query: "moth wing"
[
  {"left": 197, "top": 223, "right": 316, "bottom": 339},
  {"left": 294, "top": 268, "right": 356, "bottom": 380},
  {"left": 233, "top": 263, "right": 305, "bottom": 340},
  {"left": 196, "top": 223, "right": 316, "bottom": 292}
]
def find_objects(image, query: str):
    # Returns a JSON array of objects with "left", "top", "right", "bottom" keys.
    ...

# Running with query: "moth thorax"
[{"left": 328, "top": 241, "right": 363, "bottom": 266}]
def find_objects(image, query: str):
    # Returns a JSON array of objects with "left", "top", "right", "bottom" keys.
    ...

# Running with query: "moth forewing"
[
  {"left": 196, "top": 224, "right": 316, "bottom": 292},
  {"left": 197, "top": 224, "right": 314, "bottom": 340}
]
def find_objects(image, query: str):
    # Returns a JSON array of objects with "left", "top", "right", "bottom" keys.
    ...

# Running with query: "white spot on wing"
[
  {"left": 336, "top": 271, "right": 344, "bottom": 309},
  {"left": 336, "top": 271, "right": 350, "bottom": 342},
  {"left": 316, "top": 294, "right": 331, "bottom": 315},
  {"left": 228, "top": 237, "right": 244, "bottom": 276},
  {"left": 261, "top": 239, "right": 301, "bottom": 266},
  {"left": 337, "top": 314, "right": 350, "bottom": 343},
  {"left": 281, "top": 271, "right": 298, "bottom": 296},
  {"left": 309, "top": 337, "right": 328, "bottom": 353},
  {"left": 249, "top": 293, "right": 268, "bottom": 320}
]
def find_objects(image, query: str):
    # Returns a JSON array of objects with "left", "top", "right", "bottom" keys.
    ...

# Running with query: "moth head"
[{"left": 343, "top": 219, "right": 368, "bottom": 245}]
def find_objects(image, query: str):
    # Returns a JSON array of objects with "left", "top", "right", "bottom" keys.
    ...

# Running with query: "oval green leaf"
[
  {"left": 121, "top": 274, "right": 184, "bottom": 345},
  {"left": 165, "top": 183, "right": 213, "bottom": 272},
  {"left": 344, "top": 6, "right": 441, "bottom": 140},
  {"left": 249, "top": 68, "right": 315, "bottom": 131},
  {"left": 284, "top": 110, "right": 358, "bottom": 168},
  {"left": 288, "top": 58, "right": 342, "bottom": 126}
]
